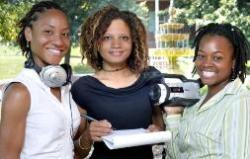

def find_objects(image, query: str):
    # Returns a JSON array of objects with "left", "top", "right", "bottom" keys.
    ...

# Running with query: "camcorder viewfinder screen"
[{"left": 170, "top": 87, "right": 184, "bottom": 93}]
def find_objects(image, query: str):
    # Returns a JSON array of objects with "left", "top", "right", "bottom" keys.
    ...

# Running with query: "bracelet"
[{"left": 78, "top": 135, "right": 91, "bottom": 150}]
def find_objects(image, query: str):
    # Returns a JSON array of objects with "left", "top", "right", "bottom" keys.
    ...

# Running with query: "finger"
[
  {"left": 89, "top": 120, "right": 113, "bottom": 140},
  {"left": 90, "top": 120, "right": 112, "bottom": 133},
  {"left": 147, "top": 124, "right": 160, "bottom": 132}
]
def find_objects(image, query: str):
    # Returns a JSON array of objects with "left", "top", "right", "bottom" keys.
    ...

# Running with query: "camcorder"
[{"left": 149, "top": 74, "right": 202, "bottom": 108}]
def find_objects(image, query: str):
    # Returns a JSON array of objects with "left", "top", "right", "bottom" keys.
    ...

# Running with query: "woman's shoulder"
[
  {"left": 142, "top": 66, "right": 161, "bottom": 75},
  {"left": 140, "top": 66, "right": 163, "bottom": 83},
  {"left": 1, "top": 82, "right": 30, "bottom": 113},
  {"left": 234, "top": 79, "right": 250, "bottom": 97},
  {"left": 71, "top": 75, "right": 100, "bottom": 91},
  {"left": 72, "top": 75, "right": 94, "bottom": 84},
  {"left": 236, "top": 84, "right": 250, "bottom": 100},
  {"left": 4, "top": 82, "right": 28, "bottom": 94},
  {"left": 222, "top": 81, "right": 250, "bottom": 112}
]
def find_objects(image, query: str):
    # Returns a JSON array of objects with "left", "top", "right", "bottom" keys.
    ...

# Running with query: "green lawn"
[
  {"left": 0, "top": 45, "right": 93, "bottom": 80},
  {"left": 1, "top": 44, "right": 250, "bottom": 83},
  {"left": 0, "top": 55, "right": 25, "bottom": 79}
]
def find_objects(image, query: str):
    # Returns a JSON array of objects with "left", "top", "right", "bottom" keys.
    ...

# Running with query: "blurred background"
[{"left": 0, "top": 0, "right": 249, "bottom": 81}]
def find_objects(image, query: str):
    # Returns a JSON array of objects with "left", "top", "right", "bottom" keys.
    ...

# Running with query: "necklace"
[{"left": 102, "top": 66, "right": 126, "bottom": 72}]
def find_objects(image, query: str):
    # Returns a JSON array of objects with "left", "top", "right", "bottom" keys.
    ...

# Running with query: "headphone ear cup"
[
  {"left": 40, "top": 65, "right": 68, "bottom": 87},
  {"left": 60, "top": 63, "right": 72, "bottom": 84},
  {"left": 25, "top": 59, "right": 72, "bottom": 87}
]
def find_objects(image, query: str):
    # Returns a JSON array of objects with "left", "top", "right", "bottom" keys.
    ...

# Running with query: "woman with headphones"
[{"left": 0, "top": 1, "right": 91, "bottom": 159}]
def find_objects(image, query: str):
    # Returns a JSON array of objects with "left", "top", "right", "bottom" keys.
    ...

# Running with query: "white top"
[{"left": 8, "top": 68, "right": 80, "bottom": 159}]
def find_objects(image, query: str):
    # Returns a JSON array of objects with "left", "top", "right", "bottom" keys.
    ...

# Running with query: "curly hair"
[
  {"left": 192, "top": 23, "right": 250, "bottom": 83},
  {"left": 17, "top": 1, "right": 67, "bottom": 63},
  {"left": 80, "top": 5, "right": 149, "bottom": 73}
]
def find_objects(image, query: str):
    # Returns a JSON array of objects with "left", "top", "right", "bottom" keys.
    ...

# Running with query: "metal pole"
[{"left": 155, "top": 0, "right": 159, "bottom": 48}]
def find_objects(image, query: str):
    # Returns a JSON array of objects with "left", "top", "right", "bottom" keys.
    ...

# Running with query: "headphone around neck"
[
  {"left": 25, "top": 60, "right": 72, "bottom": 88},
  {"left": 24, "top": 59, "right": 74, "bottom": 137}
]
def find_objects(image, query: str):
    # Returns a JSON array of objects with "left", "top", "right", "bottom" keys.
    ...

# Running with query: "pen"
[
  {"left": 80, "top": 114, "right": 116, "bottom": 130},
  {"left": 81, "top": 114, "right": 97, "bottom": 121}
]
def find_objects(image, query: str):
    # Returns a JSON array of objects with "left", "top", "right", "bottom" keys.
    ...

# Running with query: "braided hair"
[
  {"left": 80, "top": 5, "right": 149, "bottom": 73},
  {"left": 192, "top": 23, "right": 250, "bottom": 83},
  {"left": 17, "top": 1, "right": 66, "bottom": 64}
]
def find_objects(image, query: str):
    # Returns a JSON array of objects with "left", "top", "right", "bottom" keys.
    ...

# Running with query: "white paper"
[{"left": 102, "top": 128, "right": 171, "bottom": 149}]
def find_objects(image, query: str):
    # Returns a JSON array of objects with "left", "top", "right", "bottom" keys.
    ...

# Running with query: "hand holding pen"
[
  {"left": 81, "top": 114, "right": 98, "bottom": 121},
  {"left": 81, "top": 114, "right": 114, "bottom": 142},
  {"left": 81, "top": 114, "right": 116, "bottom": 130}
]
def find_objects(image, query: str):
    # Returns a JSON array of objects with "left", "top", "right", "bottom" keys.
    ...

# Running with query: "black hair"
[
  {"left": 192, "top": 23, "right": 250, "bottom": 83},
  {"left": 17, "top": 1, "right": 66, "bottom": 64}
]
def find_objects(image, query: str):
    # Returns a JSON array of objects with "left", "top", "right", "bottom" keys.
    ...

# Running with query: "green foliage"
[
  {"left": 0, "top": 1, "right": 148, "bottom": 78},
  {"left": 0, "top": 1, "right": 33, "bottom": 42},
  {"left": 0, "top": 0, "right": 149, "bottom": 45},
  {"left": 49, "top": 0, "right": 91, "bottom": 45},
  {"left": 72, "top": 0, "right": 149, "bottom": 44},
  {"left": 50, "top": 0, "right": 148, "bottom": 45},
  {"left": 86, "top": 0, "right": 148, "bottom": 21},
  {"left": 173, "top": 0, "right": 250, "bottom": 40}
]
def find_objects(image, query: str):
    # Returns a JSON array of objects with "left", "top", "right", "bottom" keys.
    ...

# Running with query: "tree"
[
  {"left": 52, "top": 0, "right": 149, "bottom": 63},
  {"left": 0, "top": 1, "right": 32, "bottom": 43},
  {"left": 85, "top": 0, "right": 149, "bottom": 24},
  {"left": 53, "top": 0, "right": 149, "bottom": 45},
  {"left": 172, "top": 0, "right": 250, "bottom": 40},
  {"left": 0, "top": 0, "right": 148, "bottom": 44},
  {"left": 0, "top": 0, "right": 149, "bottom": 72}
]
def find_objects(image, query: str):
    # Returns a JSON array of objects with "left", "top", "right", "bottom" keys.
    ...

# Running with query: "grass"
[
  {"left": 1, "top": 44, "right": 250, "bottom": 84},
  {"left": 0, "top": 44, "right": 93, "bottom": 80},
  {"left": 0, "top": 55, "right": 25, "bottom": 79}
]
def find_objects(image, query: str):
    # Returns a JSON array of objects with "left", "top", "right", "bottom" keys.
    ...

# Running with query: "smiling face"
[
  {"left": 99, "top": 19, "right": 132, "bottom": 69},
  {"left": 25, "top": 9, "right": 70, "bottom": 67},
  {"left": 195, "top": 35, "right": 235, "bottom": 91}
]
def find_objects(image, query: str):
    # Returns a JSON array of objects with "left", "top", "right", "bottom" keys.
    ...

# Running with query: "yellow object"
[
  {"left": 156, "top": 34, "right": 189, "bottom": 42},
  {"left": 153, "top": 48, "right": 194, "bottom": 57},
  {"left": 159, "top": 23, "right": 184, "bottom": 30}
]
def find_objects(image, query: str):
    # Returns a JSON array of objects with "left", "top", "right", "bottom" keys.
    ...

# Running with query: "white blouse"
[{"left": 9, "top": 68, "right": 80, "bottom": 159}]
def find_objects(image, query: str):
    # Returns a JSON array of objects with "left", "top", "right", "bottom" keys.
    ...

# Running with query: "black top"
[{"left": 71, "top": 66, "right": 163, "bottom": 159}]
